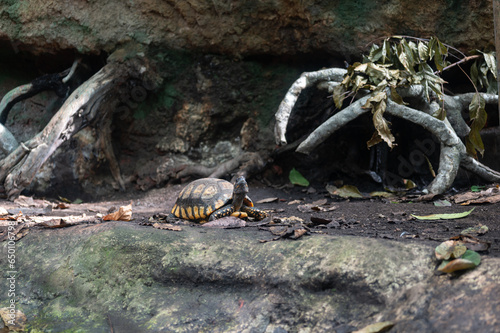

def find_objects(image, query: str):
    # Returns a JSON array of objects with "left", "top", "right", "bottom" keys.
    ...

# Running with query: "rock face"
[
  {"left": 0, "top": 222, "right": 499, "bottom": 332},
  {"left": 0, "top": 0, "right": 495, "bottom": 57},
  {"left": 0, "top": 0, "right": 499, "bottom": 198}
]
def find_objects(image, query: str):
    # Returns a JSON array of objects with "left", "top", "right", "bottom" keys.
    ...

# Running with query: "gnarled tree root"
[
  {"left": 0, "top": 54, "right": 151, "bottom": 200},
  {"left": 274, "top": 68, "right": 500, "bottom": 195}
]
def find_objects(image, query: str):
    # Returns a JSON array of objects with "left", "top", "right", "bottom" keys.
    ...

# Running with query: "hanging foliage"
[{"left": 333, "top": 36, "right": 496, "bottom": 157}]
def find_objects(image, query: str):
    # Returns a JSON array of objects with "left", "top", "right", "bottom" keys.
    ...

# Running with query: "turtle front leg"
[
  {"left": 208, "top": 204, "right": 235, "bottom": 221},
  {"left": 241, "top": 206, "right": 267, "bottom": 220}
]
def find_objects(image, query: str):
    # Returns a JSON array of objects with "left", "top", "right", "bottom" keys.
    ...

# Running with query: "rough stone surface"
[
  {"left": 0, "top": 222, "right": 499, "bottom": 332},
  {"left": 0, "top": 0, "right": 495, "bottom": 58}
]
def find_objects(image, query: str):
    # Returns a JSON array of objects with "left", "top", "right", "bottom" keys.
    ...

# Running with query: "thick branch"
[
  {"left": 1, "top": 65, "right": 116, "bottom": 199},
  {"left": 296, "top": 96, "right": 370, "bottom": 154},
  {"left": 0, "top": 123, "right": 19, "bottom": 155},
  {"left": 274, "top": 68, "right": 347, "bottom": 146}
]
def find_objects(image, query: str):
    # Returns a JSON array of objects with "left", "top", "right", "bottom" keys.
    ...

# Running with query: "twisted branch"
[{"left": 274, "top": 68, "right": 500, "bottom": 195}]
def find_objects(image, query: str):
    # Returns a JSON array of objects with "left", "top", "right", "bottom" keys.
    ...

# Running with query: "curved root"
[{"left": 274, "top": 67, "right": 500, "bottom": 195}]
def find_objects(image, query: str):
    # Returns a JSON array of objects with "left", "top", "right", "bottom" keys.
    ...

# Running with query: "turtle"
[{"left": 170, "top": 177, "right": 267, "bottom": 222}]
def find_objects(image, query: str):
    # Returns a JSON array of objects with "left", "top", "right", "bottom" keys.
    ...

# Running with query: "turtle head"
[{"left": 232, "top": 176, "right": 248, "bottom": 210}]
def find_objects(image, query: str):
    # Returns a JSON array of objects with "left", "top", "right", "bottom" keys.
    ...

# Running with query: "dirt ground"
[{"left": 2, "top": 180, "right": 499, "bottom": 259}]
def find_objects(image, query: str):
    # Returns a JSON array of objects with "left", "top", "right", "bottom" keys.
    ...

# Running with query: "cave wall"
[
  {"left": 0, "top": 0, "right": 498, "bottom": 198},
  {"left": 0, "top": 0, "right": 495, "bottom": 58}
]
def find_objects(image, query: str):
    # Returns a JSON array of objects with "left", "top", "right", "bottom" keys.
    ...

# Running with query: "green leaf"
[
  {"left": 417, "top": 41, "right": 429, "bottom": 62},
  {"left": 368, "top": 44, "right": 382, "bottom": 63},
  {"left": 433, "top": 106, "right": 446, "bottom": 121},
  {"left": 396, "top": 40, "right": 415, "bottom": 73},
  {"left": 332, "top": 185, "right": 364, "bottom": 199},
  {"left": 433, "top": 199, "right": 451, "bottom": 207},
  {"left": 462, "top": 249, "right": 481, "bottom": 266},
  {"left": 432, "top": 38, "right": 448, "bottom": 72},
  {"left": 369, "top": 191, "right": 395, "bottom": 198},
  {"left": 471, "top": 185, "right": 486, "bottom": 192},
  {"left": 437, "top": 250, "right": 481, "bottom": 273},
  {"left": 435, "top": 240, "right": 467, "bottom": 260},
  {"left": 480, "top": 51, "right": 497, "bottom": 80},
  {"left": 412, "top": 208, "right": 475, "bottom": 220},
  {"left": 289, "top": 168, "right": 310, "bottom": 187}
]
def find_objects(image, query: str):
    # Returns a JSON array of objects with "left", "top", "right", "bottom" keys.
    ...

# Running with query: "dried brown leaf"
[
  {"left": 437, "top": 258, "right": 477, "bottom": 273},
  {"left": 256, "top": 197, "right": 279, "bottom": 204},
  {"left": 103, "top": 204, "right": 132, "bottom": 221},
  {"left": 288, "top": 199, "right": 303, "bottom": 205},
  {"left": 312, "top": 198, "right": 328, "bottom": 206},
  {"left": 0, "top": 207, "right": 8, "bottom": 216},
  {"left": 40, "top": 219, "right": 70, "bottom": 228},
  {"left": 309, "top": 216, "right": 332, "bottom": 225},
  {"left": 56, "top": 203, "right": 70, "bottom": 209},
  {"left": 14, "top": 195, "right": 35, "bottom": 207},
  {"left": 292, "top": 228, "right": 307, "bottom": 239},
  {"left": 449, "top": 234, "right": 490, "bottom": 252}
]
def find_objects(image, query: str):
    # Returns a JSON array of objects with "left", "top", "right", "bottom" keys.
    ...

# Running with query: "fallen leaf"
[
  {"left": 461, "top": 224, "right": 489, "bottom": 236},
  {"left": 293, "top": 228, "right": 307, "bottom": 239},
  {"left": 153, "top": 223, "right": 182, "bottom": 231},
  {"left": 289, "top": 168, "right": 310, "bottom": 187},
  {"left": 56, "top": 203, "right": 70, "bottom": 209},
  {"left": 404, "top": 179, "right": 417, "bottom": 189},
  {"left": 297, "top": 204, "right": 315, "bottom": 213},
  {"left": 58, "top": 196, "right": 72, "bottom": 203},
  {"left": 309, "top": 216, "right": 332, "bottom": 225},
  {"left": 433, "top": 199, "right": 452, "bottom": 207},
  {"left": 201, "top": 216, "right": 246, "bottom": 228},
  {"left": 14, "top": 195, "right": 36, "bottom": 207},
  {"left": 312, "top": 198, "right": 328, "bottom": 206},
  {"left": 435, "top": 240, "right": 467, "bottom": 260},
  {"left": 437, "top": 250, "right": 481, "bottom": 273},
  {"left": 449, "top": 234, "right": 490, "bottom": 252},
  {"left": 277, "top": 216, "right": 304, "bottom": 224},
  {"left": 40, "top": 219, "right": 70, "bottom": 228},
  {"left": 103, "top": 204, "right": 133, "bottom": 221},
  {"left": 256, "top": 197, "right": 279, "bottom": 204},
  {"left": 288, "top": 199, "right": 303, "bottom": 205},
  {"left": 369, "top": 191, "right": 395, "bottom": 198},
  {"left": 269, "top": 226, "right": 288, "bottom": 236},
  {"left": 353, "top": 321, "right": 394, "bottom": 333},
  {"left": 0, "top": 307, "right": 27, "bottom": 331},
  {"left": 453, "top": 186, "right": 500, "bottom": 204},
  {"left": 471, "top": 185, "right": 486, "bottom": 192},
  {"left": 0, "top": 207, "right": 8, "bottom": 216},
  {"left": 332, "top": 185, "right": 364, "bottom": 199},
  {"left": 317, "top": 204, "right": 338, "bottom": 212},
  {"left": 325, "top": 184, "right": 338, "bottom": 196},
  {"left": 412, "top": 208, "right": 475, "bottom": 220},
  {"left": 438, "top": 258, "right": 476, "bottom": 273}
]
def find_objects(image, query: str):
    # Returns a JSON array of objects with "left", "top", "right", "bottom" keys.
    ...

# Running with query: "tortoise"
[{"left": 170, "top": 177, "right": 267, "bottom": 222}]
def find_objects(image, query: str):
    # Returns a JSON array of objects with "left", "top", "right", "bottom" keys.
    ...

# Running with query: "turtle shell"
[{"left": 171, "top": 178, "right": 234, "bottom": 221}]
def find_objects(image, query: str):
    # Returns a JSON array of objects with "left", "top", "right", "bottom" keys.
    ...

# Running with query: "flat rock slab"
[{"left": 1, "top": 222, "right": 499, "bottom": 332}]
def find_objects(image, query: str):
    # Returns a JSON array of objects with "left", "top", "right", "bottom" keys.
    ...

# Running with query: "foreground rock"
[{"left": 0, "top": 222, "right": 499, "bottom": 332}]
